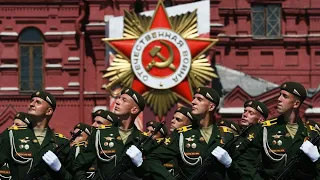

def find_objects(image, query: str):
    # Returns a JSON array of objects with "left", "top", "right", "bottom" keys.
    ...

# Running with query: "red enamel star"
[{"left": 105, "top": 1, "right": 215, "bottom": 103}]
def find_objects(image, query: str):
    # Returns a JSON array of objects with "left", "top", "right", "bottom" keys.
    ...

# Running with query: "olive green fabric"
[{"left": 0, "top": 126, "right": 73, "bottom": 180}]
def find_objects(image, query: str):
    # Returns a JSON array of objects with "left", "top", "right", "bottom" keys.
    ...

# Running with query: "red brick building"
[{"left": 0, "top": 0, "right": 319, "bottom": 135}]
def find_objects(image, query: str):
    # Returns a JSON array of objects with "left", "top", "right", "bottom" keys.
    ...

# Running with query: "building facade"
[{"left": 0, "top": 0, "right": 319, "bottom": 135}]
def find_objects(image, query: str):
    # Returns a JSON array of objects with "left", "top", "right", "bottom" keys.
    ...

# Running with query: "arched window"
[{"left": 19, "top": 27, "right": 43, "bottom": 91}]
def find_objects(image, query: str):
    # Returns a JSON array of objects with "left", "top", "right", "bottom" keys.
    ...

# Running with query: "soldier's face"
[
  {"left": 114, "top": 94, "right": 138, "bottom": 116},
  {"left": 240, "top": 107, "right": 262, "bottom": 126},
  {"left": 146, "top": 126, "right": 162, "bottom": 139},
  {"left": 28, "top": 97, "right": 52, "bottom": 117},
  {"left": 92, "top": 116, "right": 111, "bottom": 128},
  {"left": 13, "top": 119, "right": 27, "bottom": 127},
  {"left": 70, "top": 128, "right": 89, "bottom": 146},
  {"left": 277, "top": 90, "right": 298, "bottom": 114},
  {"left": 170, "top": 112, "right": 191, "bottom": 132},
  {"left": 192, "top": 94, "right": 215, "bottom": 115}
]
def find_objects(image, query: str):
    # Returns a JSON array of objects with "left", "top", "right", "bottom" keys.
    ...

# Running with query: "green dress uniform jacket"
[
  {"left": 145, "top": 123, "right": 236, "bottom": 180},
  {"left": 0, "top": 125, "right": 73, "bottom": 180},
  {"left": 0, "top": 163, "right": 11, "bottom": 179},
  {"left": 71, "top": 142, "right": 97, "bottom": 179},
  {"left": 234, "top": 115, "right": 320, "bottom": 180},
  {"left": 225, "top": 124, "right": 262, "bottom": 180},
  {"left": 72, "top": 124, "right": 146, "bottom": 180}
]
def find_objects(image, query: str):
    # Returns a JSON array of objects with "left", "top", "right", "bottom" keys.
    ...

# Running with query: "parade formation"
[{"left": 0, "top": 0, "right": 320, "bottom": 180}]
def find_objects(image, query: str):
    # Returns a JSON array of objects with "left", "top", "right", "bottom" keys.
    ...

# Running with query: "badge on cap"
[
  {"left": 36, "top": 91, "right": 40, "bottom": 96},
  {"left": 248, "top": 101, "right": 252, "bottom": 105},
  {"left": 186, "top": 112, "right": 193, "bottom": 120},
  {"left": 293, "top": 89, "right": 301, "bottom": 96},
  {"left": 282, "top": 84, "right": 286, "bottom": 88},
  {"left": 206, "top": 93, "right": 213, "bottom": 101}
]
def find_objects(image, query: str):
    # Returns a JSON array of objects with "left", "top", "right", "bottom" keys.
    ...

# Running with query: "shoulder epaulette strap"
[
  {"left": 305, "top": 121, "right": 320, "bottom": 134},
  {"left": 97, "top": 125, "right": 112, "bottom": 129},
  {"left": 156, "top": 138, "right": 164, "bottom": 143},
  {"left": 55, "top": 133, "right": 68, "bottom": 140},
  {"left": 261, "top": 118, "right": 277, "bottom": 127},
  {"left": 219, "top": 126, "right": 238, "bottom": 135},
  {"left": 8, "top": 125, "right": 27, "bottom": 130},
  {"left": 176, "top": 125, "right": 192, "bottom": 133},
  {"left": 75, "top": 141, "right": 88, "bottom": 147},
  {"left": 142, "top": 132, "right": 148, "bottom": 137}
]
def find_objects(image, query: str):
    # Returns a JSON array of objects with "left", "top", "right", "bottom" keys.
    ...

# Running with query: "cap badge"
[
  {"left": 257, "top": 106, "right": 263, "bottom": 114},
  {"left": 293, "top": 89, "right": 301, "bottom": 96},
  {"left": 125, "top": 89, "right": 129, "bottom": 93},
  {"left": 187, "top": 112, "right": 193, "bottom": 120},
  {"left": 46, "top": 96, "right": 53, "bottom": 105},
  {"left": 107, "top": 115, "right": 113, "bottom": 122},
  {"left": 282, "top": 84, "right": 286, "bottom": 88},
  {"left": 205, "top": 92, "right": 213, "bottom": 101},
  {"left": 36, "top": 91, "right": 40, "bottom": 96},
  {"left": 132, "top": 94, "right": 139, "bottom": 103}
]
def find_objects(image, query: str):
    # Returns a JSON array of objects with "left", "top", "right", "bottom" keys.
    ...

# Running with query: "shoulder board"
[
  {"left": 156, "top": 138, "right": 164, "bottom": 143},
  {"left": 261, "top": 118, "right": 277, "bottom": 127},
  {"left": 306, "top": 122, "right": 320, "bottom": 134},
  {"left": 176, "top": 125, "right": 192, "bottom": 133},
  {"left": 55, "top": 133, "right": 68, "bottom": 140},
  {"left": 75, "top": 141, "right": 88, "bottom": 147},
  {"left": 97, "top": 125, "right": 112, "bottom": 130},
  {"left": 219, "top": 126, "right": 238, "bottom": 135},
  {"left": 142, "top": 132, "right": 149, "bottom": 137},
  {"left": 8, "top": 125, "right": 27, "bottom": 130}
]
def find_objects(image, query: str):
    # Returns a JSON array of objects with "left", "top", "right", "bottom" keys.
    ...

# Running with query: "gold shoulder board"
[{"left": 261, "top": 118, "right": 277, "bottom": 127}]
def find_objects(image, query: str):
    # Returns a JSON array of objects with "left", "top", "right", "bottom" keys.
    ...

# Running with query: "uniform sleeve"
[
  {"left": 144, "top": 132, "right": 179, "bottom": 180},
  {"left": 72, "top": 130, "right": 97, "bottom": 180},
  {"left": 0, "top": 130, "right": 10, "bottom": 166},
  {"left": 228, "top": 125, "right": 264, "bottom": 180},
  {"left": 54, "top": 141, "right": 74, "bottom": 180}
]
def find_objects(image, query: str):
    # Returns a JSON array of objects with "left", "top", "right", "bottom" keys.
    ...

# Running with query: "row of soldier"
[{"left": 0, "top": 81, "right": 319, "bottom": 180}]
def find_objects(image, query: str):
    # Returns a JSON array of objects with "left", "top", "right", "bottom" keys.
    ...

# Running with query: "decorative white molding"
[
  {"left": 46, "top": 64, "right": 62, "bottom": 68},
  {"left": 45, "top": 87, "right": 64, "bottom": 91},
  {"left": 0, "top": 64, "right": 18, "bottom": 68},
  {"left": 219, "top": 107, "right": 244, "bottom": 114},
  {"left": 218, "top": 34, "right": 320, "bottom": 38},
  {"left": 0, "top": 32, "right": 18, "bottom": 36},
  {"left": 84, "top": 91, "right": 97, "bottom": 94},
  {"left": 63, "top": 91, "right": 79, "bottom": 95},
  {"left": 44, "top": 31, "right": 76, "bottom": 36},
  {"left": 305, "top": 108, "right": 320, "bottom": 114},
  {"left": 210, "top": 23, "right": 224, "bottom": 27},
  {"left": 92, "top": 106, "right": 108, "bottom": 112},
  {"left": 0, "top": 87, "right": 19, "bottom": 91},
  {"left": 86, "top": 22, "right": 106, "bottom": 27},
  {"left": 68, "top": 82, "right": 80, "bottom": 87},
  {"left": 68, "top": 57, "right": 80, "bottom": 61}
]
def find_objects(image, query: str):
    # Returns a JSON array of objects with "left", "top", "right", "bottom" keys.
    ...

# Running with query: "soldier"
[
  {"left": 236, "top": 82, "right": 320, "bottom": 179},
  {"left": 0, "top": 90, "right": 73, "bottom": 180},
  {"left": 145, "top": 120, "right": 168, "bottom": 140},
  {"left": 226, "top": 100, "right": 268, "bottom": 179},
  {"left": 169, "top": 106, "right": 195, "bottom": 132},
  {"left": 144, "top": 87, "right": 238, "bottom": 179},
  {"left": 91, "top": 109, "right": 117, "bottom": 128},
  {"left": 0, "top": 112, "right": 30, "bottom": 180},
  {"left": 73, "top": 88, "right": 147, "bottom": 179}
]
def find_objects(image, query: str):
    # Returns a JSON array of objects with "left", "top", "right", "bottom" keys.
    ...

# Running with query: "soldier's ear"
[
  {"left": 46, "top": 107, "right": 53, "bottom": 116},
  {"left": 258, "top": 116, "right": 265, "bottom": 123},
  {"left": 131, "top": 106, "right": 140, "bottom": 115},
  {"left": 208, "top": 103, "right": 216, "bottom": 112}
]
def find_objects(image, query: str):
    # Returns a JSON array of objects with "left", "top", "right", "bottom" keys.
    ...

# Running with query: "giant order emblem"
[
  {"left": 131, "top": 29, "right": 191, "bottom": 89},
  {"left": 102, "top": 0, "right": 218, "bottom": 117}
]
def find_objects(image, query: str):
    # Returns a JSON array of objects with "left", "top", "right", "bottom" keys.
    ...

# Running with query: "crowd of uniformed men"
[{"left": 0, "top": 81, "right": 319, "bottom": 180}]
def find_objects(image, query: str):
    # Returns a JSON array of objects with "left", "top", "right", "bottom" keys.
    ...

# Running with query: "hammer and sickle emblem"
[{"left": 146, "top": 40, "right": 176, "bottom": 71}]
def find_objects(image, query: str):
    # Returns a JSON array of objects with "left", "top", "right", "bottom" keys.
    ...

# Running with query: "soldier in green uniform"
[
  {"left": 0, "top": 112, "right": 32, "bottom": 180},
  {"left": 0, "top": 91, "right": 73, "bottom": 180},
  {"left": 91, "top": 109, "right": 117, "bottom": 128},
  {"left": 143, "top": 87, "right": 238, "bottom": 180},
  {"left": 236, "top": 82, "right": 320, "bottom": 179},
  {"left": 145, "top": 120, "right": 168, "bottom": 140},
  {"left": 73, "top": 88, "right": 147, "bottom": 179},
  {"left": 225, "top": 100, "right": 268, "bottom": 180},
  {"left": 70, "top": 123, "right": 95, "bottom": 179}
]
